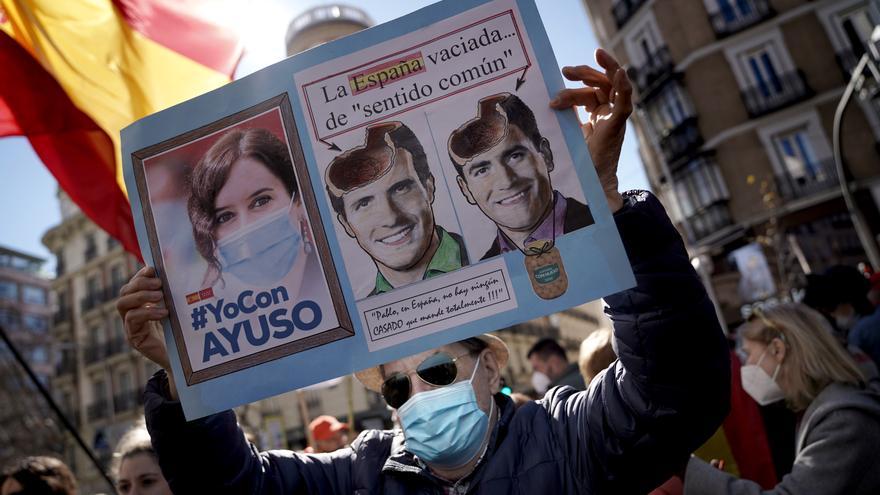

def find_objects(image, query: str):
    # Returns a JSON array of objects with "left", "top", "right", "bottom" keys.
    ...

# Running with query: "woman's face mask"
[
  {"left": 216, "top": 197, "right": 302, "bottom": 286},
  {"left": 741, "top": 348, "right": 784, "bottom": 406}
]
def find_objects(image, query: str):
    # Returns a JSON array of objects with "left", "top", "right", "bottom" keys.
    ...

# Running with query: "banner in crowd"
[{"left": 122, "top": 0, "right": 634, "bottom": 419}]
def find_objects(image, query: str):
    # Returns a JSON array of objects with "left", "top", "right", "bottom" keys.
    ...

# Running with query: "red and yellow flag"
[{"left": 0, "top": 0, "right": 242, "bottom": 257}]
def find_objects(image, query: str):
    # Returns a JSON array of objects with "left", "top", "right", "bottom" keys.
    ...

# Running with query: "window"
[
  {"left": 0, "top": 308, "right": 20, "bottom": 327},
  {"left": 56, "top": 251, "right": 65, "bottom": 276},
  {"left": 647, "top": 83, "right": 693, "bottom": 134},
  {"left": 772, "top": 127, "right": 823, "bottom": 182},
  {"left": 110, "top": 265, "right": 125, "bottom": 292},
  {"left": 118, "top": 369, "right": 133, "bottom": 393},
  {"left": 23, "top": 314, "right": 49, "bottom": 333},
  {"left": 106, "top": 236, "right": 120, "bottom": 252},
  {"left": 93, "top": 379, "right": 107, "bottom": 404},
  {"left": 726, "top": 30, "right": 795, "bottom": 89},
  {"left": 22, "top": 285, "right": 46, "bottom": 305},
  {"left": 673, "top": 157, "right": 730, "bottom": 218},
  {"left": 741, "top": 45, "right": 784, "bottom": 98},
  {"left": 86, "top": 275, "right": 101, "bottom": 300},
  {"left": 57, "top": 290, "right": 69, "bottom": 313},
  {"left": 112, "top": 317, "right": 125, "bottom": 342},
  {"left": 31, "top": 346, "right": 49, "bottom": 364},
  {"left": 820, "top": 1, "right": 878, "bottom": 58},
  {"left": 0, "top": 280, "right": 18, "bottom": 301},
  {"left": 84, "top": 233, "right": 97, "bottom": 262}
]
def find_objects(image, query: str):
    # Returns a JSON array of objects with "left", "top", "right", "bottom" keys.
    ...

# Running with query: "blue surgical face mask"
[
  {"left": 397, "top": 355, "right": 493, "bottom": 469},
  {"left": 216, "top": 197, "right": 302, "bottom": 287}
]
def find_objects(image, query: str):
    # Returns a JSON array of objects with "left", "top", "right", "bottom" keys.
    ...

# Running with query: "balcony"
[
  {"left": 113, "top": 388, "right": 143, "bottom": 414},
  {"left": 708, "top": 0, "right": 774, "bottom": 39},
  {"left": 53, "top": 307, "right": 72, "bottom": 326},
  {"left": 86, "top": 400, "right": 110, "bottom": 422},
  {"left": 777, "top": 159, "right": 840, "bottom": 201},
  {"left": 688, "top": 202, "right": 734, "bottom": 243},
  {"left": 55, "top": 356, "right": 77, "bottom": 376},
  {"left": 835, "top": 46, "right": 869, "bottom": 83},
  {"left": 105, "top": 337, "right": 128, "bottom": 357},
  {"left": 741, "top": 70, "right": 812, "bottom": 118},
  {"left": 83, "top": 342, "right": 108, "bottom": 365},
  {"left": 629, "top": 45, "right": 674, "bottom": 98},
  {"left": 612, "top": 0, "right": 648, "bottom": 29},
  {"left": 660, "top": 117, "right": 704, "bottom": 165},
  {"left": 79, "top": 284, "right": 124, "bottom": 314}
]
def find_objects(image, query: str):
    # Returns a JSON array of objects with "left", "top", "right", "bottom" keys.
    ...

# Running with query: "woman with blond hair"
[{"left": 685, "top": 303, "right": 880, "bottom": 494}]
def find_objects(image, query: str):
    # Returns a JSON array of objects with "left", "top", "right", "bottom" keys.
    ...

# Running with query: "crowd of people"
[{"left": 5, "top": 47, "right": 880, "bottom": 494}]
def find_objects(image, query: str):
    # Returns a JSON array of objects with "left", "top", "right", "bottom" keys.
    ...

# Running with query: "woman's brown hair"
[{"left": 187, "top": 128, "right": 297, "bottom": 282}]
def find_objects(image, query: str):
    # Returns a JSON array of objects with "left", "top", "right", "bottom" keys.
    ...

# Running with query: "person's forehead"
[
  {"left": 469, "top": 124, "right": 532, "bottom": 162},
  {"left": 342, "top": 148, "right": 419, "bottom": 203},
  {"left": 215, "top": 156, "right": 283, "bottom": 204}
]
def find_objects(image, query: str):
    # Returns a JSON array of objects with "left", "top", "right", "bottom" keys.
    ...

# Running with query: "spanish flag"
[{"left": 0, "top": 0, "right": 242, "bottom": 257}]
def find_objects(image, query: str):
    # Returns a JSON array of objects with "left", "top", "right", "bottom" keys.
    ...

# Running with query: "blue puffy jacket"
[{"left": 144, "top": 191, "right": 730, "bottom": 494}]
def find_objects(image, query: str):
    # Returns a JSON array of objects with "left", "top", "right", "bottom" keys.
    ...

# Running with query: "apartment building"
[
  {"left": 42, "top": 191, "right": 150, "bottom": 493},
  {"left": 583, "top": 0, "right": 880, "bottom": 323},
  {"left": 0, "top": 246, "right": 62, "bottom": 467}
]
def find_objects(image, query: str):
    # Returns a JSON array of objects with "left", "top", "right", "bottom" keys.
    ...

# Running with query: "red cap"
[{"left": 309, "top": 415, "right": 348, "bottom": 441}]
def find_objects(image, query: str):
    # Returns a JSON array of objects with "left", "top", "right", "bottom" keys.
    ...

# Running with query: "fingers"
[
  {"left": 595, "top": 48, "right": 623, "bottom": 81},
  {"left": 561, "top": 65, "right": 612, "bottom": 94},
  {"left": 119, "top": 268, "right": 162, "bottom": 297},
  {"left": 550, "top": 87, "right": 602, "bottom": 112},
  {"left": 611, "top": 66, "right": 634, "bottom": 117},
  {"left": 123, "top": 307, "right": 168, "bottom": 339},
  {"left": 117, "top": 289, "right": 164, "bottom": 312}
]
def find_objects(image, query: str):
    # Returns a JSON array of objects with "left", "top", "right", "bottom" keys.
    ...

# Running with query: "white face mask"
[
  {"left": 741, "top": 350, "right": 784, "bottom": 406},
  {"left": 531, "top": 371, "right": 551, "bottom": 394}
]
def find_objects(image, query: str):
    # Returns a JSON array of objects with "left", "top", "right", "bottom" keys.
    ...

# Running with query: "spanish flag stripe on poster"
[{"left": 0, "top": 0, "right": 242, "bottom": 257}]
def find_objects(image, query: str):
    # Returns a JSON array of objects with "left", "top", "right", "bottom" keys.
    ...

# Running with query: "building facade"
[
  {"left": 0, "top": 246, "right": 62, "bottom": 467},
  {"left": 583, "top": 0, "right": 880, "bottom": 324},
  {"left": 42, "top": 191, "right": 151, "bottom": 493}
]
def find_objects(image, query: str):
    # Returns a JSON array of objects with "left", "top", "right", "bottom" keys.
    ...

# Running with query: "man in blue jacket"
[{"left": 117, "top": 49, "right": 730, "bottom": 494}]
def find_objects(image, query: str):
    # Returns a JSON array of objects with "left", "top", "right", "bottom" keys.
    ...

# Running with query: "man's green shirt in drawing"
[{"left": 370, "top": 227, "right": 470, "bottom": 296}]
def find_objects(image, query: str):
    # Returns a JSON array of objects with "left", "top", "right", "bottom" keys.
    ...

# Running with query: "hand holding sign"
[
  {"left": 117, "top": 267, "right": 171, "bottom": 371},
  {"left": 550, "top": 48, "right": 631, "bottom": 213}
]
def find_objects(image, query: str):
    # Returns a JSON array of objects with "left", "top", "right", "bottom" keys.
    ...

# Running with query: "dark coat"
[
  {"left": 480, "top": 195, "right": 594, "bottom": 260},
  {"left": 144, "top": 191, "right": 730, "bottom": 494}
]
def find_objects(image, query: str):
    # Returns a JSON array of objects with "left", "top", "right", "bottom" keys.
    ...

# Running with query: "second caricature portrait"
[{"left": 326, "top": 121, "right": 470, "bottom": 298}]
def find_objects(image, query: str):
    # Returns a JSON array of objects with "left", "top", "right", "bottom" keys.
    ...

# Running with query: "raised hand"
[
  {"left": 116, "top": 266, "right": 171, "bottom": 370},
  {"left": 550, "top": 48, "right": 633, "bottom": 212}
]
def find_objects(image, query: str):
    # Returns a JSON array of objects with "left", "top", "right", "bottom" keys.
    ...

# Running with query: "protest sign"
[{"left": 122, "top": 0, "right": 635, "bottom": 419}]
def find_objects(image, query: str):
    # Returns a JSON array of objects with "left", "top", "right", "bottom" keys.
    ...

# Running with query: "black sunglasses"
[{"left": 381, "top": 351, "right": 476, "bottom": 408}]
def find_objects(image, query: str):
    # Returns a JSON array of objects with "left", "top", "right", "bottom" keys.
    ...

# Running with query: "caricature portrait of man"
[
  {"left": 448, "top": 93, "right": 594, "bottom": 260},
  {"left": 326, "top": 121, "right": 469, "bottom": 296}
]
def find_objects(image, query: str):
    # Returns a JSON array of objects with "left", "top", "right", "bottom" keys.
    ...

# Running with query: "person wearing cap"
[
  {"left": 448, "top": 92, "right": 594, "bottom": 260},
  {"left": 307, "top": 415, "right": 350, "bottom": 454},
  {"left": 325, "top": 121, "right": 469, "bottom": 296},
  {"left": 118, "top": 49, "right": 730, "bottom": 494}
]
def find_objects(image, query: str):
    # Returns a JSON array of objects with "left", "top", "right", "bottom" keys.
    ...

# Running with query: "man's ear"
[
  {"left": 482, "top": 349, "right": 502, "bottom": 394},
  {"left": 337, "top": 214, "right": 356, "bottom": 238},
  {"left": 539, "top": 137, "right": 554, "bottom": 173},
  {"left": 456, "top": 173, "right": 477, "bottom": 205},
  {"left": 425, "top": 174, "right": 436, "bottom": 204}
]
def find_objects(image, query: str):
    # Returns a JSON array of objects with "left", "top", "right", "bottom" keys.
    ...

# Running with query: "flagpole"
[{"left": 0, "top": 324, "right": 116, "bottom": 492}]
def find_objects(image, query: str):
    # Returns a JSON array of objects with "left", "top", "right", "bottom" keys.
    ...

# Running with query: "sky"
[{"left": 0, "top": 0, "right": 648, "bottom": 267}]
